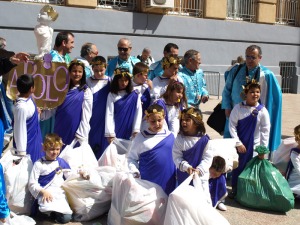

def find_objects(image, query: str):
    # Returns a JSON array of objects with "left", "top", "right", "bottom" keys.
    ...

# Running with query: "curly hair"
[
  {"left": 43, "top": 133, "right": 63, "bottom": 150},
  {"left": 294, "top": 125, "right": 300, "bottom": 142}
]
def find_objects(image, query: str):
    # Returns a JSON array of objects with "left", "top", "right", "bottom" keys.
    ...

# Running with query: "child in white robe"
[
  {"left": 41, "top": 60, "right": 93, "bottom": 146},
  {"left": 173, "top": 107, "right": 214, "bottom": 204},
  {"left": 151, "top": 55, "right": 183, "bottom": 101},
  {"left": 127, "top": 104, "right": 176, "bottom": 195},
  {"left": 13, "top": 74, "right": 44, "bottom": 163},
  {"left": 29, "top": 133, "right": 73, "bottom": 223},
  {"left": 286, "top": 125, "right": 300, "bottom": 197},
  {"left": 153, "top": 81, "right": 187, "bottom": 137},
  {"left": 105, "top": 68, "right": 142, "bottom": 144},
  {"left": 86, "top": 56, "right": 111, "bottom": 159}
]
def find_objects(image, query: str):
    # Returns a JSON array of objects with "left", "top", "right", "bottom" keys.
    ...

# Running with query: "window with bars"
[
  {"left": 168, "top": 0, "right": 204, "bottom": 18},
  {"left": 226, "top": 0, "right": 256, "bottom": 22},
  {"left": 276, "top": 0, "right": 299, "bottom": 26},
  {"left": 279, "top": 61, "right": 296, "bottom": 93}
]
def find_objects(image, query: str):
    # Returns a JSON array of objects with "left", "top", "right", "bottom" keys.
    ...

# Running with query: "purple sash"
[
  {"left": 89, "top": 82, "right": 110, "bottom": 159},
  {"left": 285, "top": 147, "right": 300, "bottom": 180},
  {"left": 141, "top": 88, "right": 151, "bottom": 116},
  {"left": 139, "top": 133, "right": 176, "bottom": 195},
  {"left": 54, "top": 86, "right": 86, "bottom": 146},
  {"left": 177, "top": 135, "right": 210, "bottom": 185},
  {"left": 209, "top": 174, "right": 227, "bottom": 207},
  {"left": 114, "top": 91, "right": 138, "bottom": 140},
  {"left": 13, "top": 99, "right": 44, "bottom": 163},
  {"left": 231, "top": 104, "right": 263, "bottom": 187}
]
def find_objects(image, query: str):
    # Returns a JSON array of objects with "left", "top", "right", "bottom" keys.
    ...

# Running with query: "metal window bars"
[
  {"left": 226, "top": 0, "right": 256, "bottom": 22},
  {"left": 98, "top": 0, "right": 137, "bottom": 10},
  {"left": 168, "top": 0, "right": 204, "bottom": 17},
  {"left": 203, "top": 71, "right": 221, "bottom": 99},
  {"left": 276, "top": 0, "right": 299, "bottom": 26}
]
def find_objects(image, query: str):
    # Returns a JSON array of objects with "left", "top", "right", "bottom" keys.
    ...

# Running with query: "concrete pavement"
[{"left": 36, "top": 93, "right": 300, "bottom": 225}]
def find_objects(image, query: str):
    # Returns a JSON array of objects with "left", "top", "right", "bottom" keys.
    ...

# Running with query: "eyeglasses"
[
  {"left": 91, "top": 51, "right": 98, "bottom": 55},
  {"left": 118, "top": 47, "right": 129, "bottom": 52},
  {"left": 246, "top": 55, "right": 257, "bottom": 60}
]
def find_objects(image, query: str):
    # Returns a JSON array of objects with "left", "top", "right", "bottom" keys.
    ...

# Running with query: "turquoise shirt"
[
  {"left": 178, "top": 67, "right": 209, "bottom": 107},
  {"left": 148, "top": 60, "right": 163, "bottom": 80},
  {"left": 49, "top": 50, "right": 71, "bottom": 64},
  {"left": 222, "top": 63, "right": 282, "bottom": 151},
  {"left": 0, "top": 164, "right": 10, "bottom": 219},
  {"left": 105, "top": 56, "right": 140, "bottom": 77}
]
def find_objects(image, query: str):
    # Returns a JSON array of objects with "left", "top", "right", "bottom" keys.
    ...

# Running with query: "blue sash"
[
  {"left": 31, "top": 158, "right": 70, "bottom": 216},
  {"left": 177, "top": 135, "right": 210, "bottom": 185},
  {"left": 54, "top": 86, "right": 86, "bottom": 146},
  {"left": 38, "top": 158, "right": 71, "bottom": 187},
  {"left": 0, "top": 164, "right": 10, "bottom": 219},
  {"left": 231, "top": 103, "right": 263, "bottom": 187},
  {"left": 13, "top": 98, "right": 44, "bottom": 163},
  {"left": 139, "top": 133, "right": 176, "bottom": 195},
  {"left": 141, "top": 87, "right": 151, "bottom": 117},
  {"left": 89, "top": 82, "right": 110, "bottom": 159},
  {"left": 114, "top": 91, "right": 138, "bottom": 140},
  {"left": 285, "top": 147, "right": 300, "bottom": 180},
  {"left": 209, "top": 174, "right": 227, "bottom": 207}
]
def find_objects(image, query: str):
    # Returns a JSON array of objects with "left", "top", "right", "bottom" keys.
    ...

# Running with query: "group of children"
[{"left": 0, "top": 54, "right": 298, "bottom": 223}]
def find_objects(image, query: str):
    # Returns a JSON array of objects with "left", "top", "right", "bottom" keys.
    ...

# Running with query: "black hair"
[
  {"left": 180, "top": 107, "right": 205, "bottom": 136},
  {"left": 17, "top": 74, "right": 34, "bottom": 94},
  {"left": 164, "top": 43, "right": 179, "bottom": 53},
  {"left": 210, "top": 156, "right": 226, "bottom": 173},
  {"left": 54, "top": 31, "right": 74, "bottom": 48},
  {"left": 110, "top": 68, "right": 133, "bottom": 94},
  {"left": 68, "top": 60, "right": 87, "bottom": 90}
]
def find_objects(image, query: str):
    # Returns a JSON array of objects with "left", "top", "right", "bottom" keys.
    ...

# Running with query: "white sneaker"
[{"left": 217, "top": 203, "right": 227, "bottom": 211}]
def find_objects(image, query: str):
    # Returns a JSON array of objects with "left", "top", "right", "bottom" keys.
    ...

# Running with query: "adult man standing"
[
  {"left": 222, "top": 45, "right": 282, "bottom": 152},
  {"left": 75, "top": 42, "right": 98, "bottom": 78},
  {"left": 105, "top": 38, "right": 140, "bottom": 77},
  {"left": 148, "top": 43, "right": 179, "bottom": 81},
  {"left": 50, "top": 31, "right": 74, "bottom": 64},
  {"left": 137, "top": 47, "right": 155, "bottom": 66},
  {"left": 178, "top": 49, "right": 209, "bottom": 108}
]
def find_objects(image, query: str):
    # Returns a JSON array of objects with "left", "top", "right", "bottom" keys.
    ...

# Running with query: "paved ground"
[{"left": 34, "top": 93, "right": 300, "bottom": 225}]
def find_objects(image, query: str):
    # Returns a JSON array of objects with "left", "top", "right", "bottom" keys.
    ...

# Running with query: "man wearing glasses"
[
  {"left": 222, "top": 45, "right": 282, "bottom": 153},
  {"left": 105, "top": 38, "right": 140, "bottom": 77},
  {"left": 75, "top": 42, "right": 98, "bottom": 78}
]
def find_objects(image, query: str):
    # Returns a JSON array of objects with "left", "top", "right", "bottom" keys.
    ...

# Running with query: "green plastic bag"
[{"left": 236, "top": 146, "right": 294, "bottom": 212}]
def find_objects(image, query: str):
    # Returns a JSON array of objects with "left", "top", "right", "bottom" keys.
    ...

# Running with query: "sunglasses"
[
  {"left": 246, "top": 55, "right": 257, "bottom": 60},
  {"left": 118, "top": 47, "right": 129, "bottom": 52}
]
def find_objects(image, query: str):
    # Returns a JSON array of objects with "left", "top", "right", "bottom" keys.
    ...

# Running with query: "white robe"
[
  {"left": 105, "top": 90, "right": 142, "bottom": 138},
  {"left": 288, "top": 150, "right": 300, "bottom": 195},
  {"left": 13, "top": 97, "right": 36, "bottom": 155},
  {"left": 28, "top": 157, "right": 73, "bottom": 214}
]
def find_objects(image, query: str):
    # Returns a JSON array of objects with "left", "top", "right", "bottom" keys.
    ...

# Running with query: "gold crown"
[
  {"left": 161, "top": 56, "right": 181, "bottom": 69},
  {"left": 242, "top": 77, "right": 260, "bottom": 91},
  {"left": 144, "top": 108, "right": 165, "bottom": 118},
  {"left": 114, "top": 68, "right": 132, "bottom": 78},
  {"left": 181, "top": 108, "right": 202, "bottom": 123},
  {"left": 40, "top": 5, "right": 59, "bottom": 21}
]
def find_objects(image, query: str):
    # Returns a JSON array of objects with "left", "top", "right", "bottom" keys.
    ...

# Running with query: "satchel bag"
[{"left": 207, "top": 102, "right": 225, "bottom": 135}]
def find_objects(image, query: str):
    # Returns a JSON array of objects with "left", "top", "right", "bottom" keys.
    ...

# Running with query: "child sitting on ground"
[
  {"left": 286, "top": 124, "right": 300, "bottom": 197},
  {"left": 29, "top": 133, "right": 89, "bottom": 223},
  {"left": 209, "top": 156, "right": 227, "bottom": 211}
]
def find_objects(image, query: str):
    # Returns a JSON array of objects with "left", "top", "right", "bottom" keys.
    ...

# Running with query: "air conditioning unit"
[{"left": 145, "top": 0, "right": 174, "bottom": 9}]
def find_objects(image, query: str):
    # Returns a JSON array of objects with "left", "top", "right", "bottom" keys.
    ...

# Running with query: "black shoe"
[{"left": 228, "top": 187, "right": 237, "bottom": 199}]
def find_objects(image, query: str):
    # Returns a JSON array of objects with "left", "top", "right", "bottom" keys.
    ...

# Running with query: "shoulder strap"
[{"left": 231, "top": 63, "right": 244, "bottom": 89}]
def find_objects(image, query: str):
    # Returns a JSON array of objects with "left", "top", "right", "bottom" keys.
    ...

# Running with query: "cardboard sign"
[{"left": 7, "top": 59, "right": 69, "bottom": 109}]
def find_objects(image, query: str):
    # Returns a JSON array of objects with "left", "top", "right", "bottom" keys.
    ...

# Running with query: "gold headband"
[
  {"left": 181, "top": 108, "right": 202, "bottom": 123},
  {"left": 70, "top": 59, "right": 85, "bottom": 67},
  {"left": 161, "top": 56, "right": 181, "bottom": 69},
  {"left": 114, "top": 68, "right": 132, "bottom": 78},
  {"left": 91, "top": 61, "right": 107, "bottom": 68},
  {"left": 144, "top": 108, "right": 165, "bottom": 117}
]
